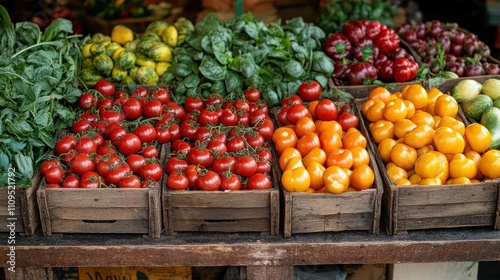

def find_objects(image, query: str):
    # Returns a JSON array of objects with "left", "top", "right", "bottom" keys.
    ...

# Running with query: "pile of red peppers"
[{"left": 323, "top": 20, "right": 419, "bottom": 86}]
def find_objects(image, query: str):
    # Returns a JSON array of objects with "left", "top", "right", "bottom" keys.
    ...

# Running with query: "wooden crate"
[
  {"left": 354, "top": 97, "right": 500, "bottom": 235},
  {"left": 0, "top": 172, "right": 43, "bottom": 235},
  {"left": 37, "top": 182, "right": 162, "bottom": 238},
  {"left": 330, "top": 80, "right": 426, "bottom": 100},
  {"left": 162, "top": 145, "right": 280, "bottom": 235},
  {"left": 162, "top": 185, "right": 280, "bottom": 235},
  {"left": 279, "top": 101, "right": 383, "bottom": 237}
]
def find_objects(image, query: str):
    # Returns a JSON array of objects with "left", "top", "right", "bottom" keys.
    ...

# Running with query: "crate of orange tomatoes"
[
  {"left": 356, "top": 84, "right": 500, "bottom": 235},
  {"left": 161, "top": 89, "right": 280, "bottom": 235},
  {"left": 272, "top": 81, "right": 384, "bottom": 238}
]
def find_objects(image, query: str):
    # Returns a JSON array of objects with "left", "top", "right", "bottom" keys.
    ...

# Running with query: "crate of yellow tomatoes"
[
  {"left": 356, "top": 84, "right": 500, "bottom": 235},
  {"left": 272, "top": 81, "right": 384, "bottom": 237}
]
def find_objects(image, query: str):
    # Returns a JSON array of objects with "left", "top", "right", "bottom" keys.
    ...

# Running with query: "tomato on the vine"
[
  {"left": 298, "top": 80, "right": 322, "bottom": 101},
  {"left": 196, "top": 170, "right": 221, "bottom": 191},
  {"left": 337, "top": 111, "right": 359, "bottom": 131},
  {"left": 80, "top": 171, "right": 101, "bottom": 188},
  {"left": 315, "top": 99, "right": 338, "bottom": 121},
  {"left": 119, "top": 174, "right": 142, "bottom": 188},
  {"left": 244, "top": 88, "right": 261, "bottom": 102},
  {"left": 247, "top": 173, "right": 272, "bottom": 190},
  {"left": 234, "top": 156, "right": 258, "bottom": 177},
  {"left": 94, "top": 79, "right": 115, "bottom": 96},
  {"left": 220, "top": 173, "right": 242, "bottom": 191},
  {"left": 139, "top": 161, "right": 163, "bottom": 182},
  {"left": 167, "top": 173, "right": 189, "bottom": 190},
  {"left": 117, "top": 133, "right": 141, "bottom": 155}
]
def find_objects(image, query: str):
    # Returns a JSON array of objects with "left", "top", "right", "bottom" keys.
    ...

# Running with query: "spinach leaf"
[
  {"left": 225, "top": 70, "right": 243, "bottom": 94},
  {"left": 199, "top": 55, "right": 227, "bottom": 81}
]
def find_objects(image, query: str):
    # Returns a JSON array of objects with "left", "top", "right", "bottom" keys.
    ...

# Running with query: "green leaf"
[
  {"left": 0, "top": 4, "right": 16, "bottom": 50},
  {"left": 42, "top": 18, "right": 73, "bottom": 41},
  {"left": 14, "top": 153, "right": 33, "bottom": 179},
  {"left": 199, "top": 55, "right": 227, "bottom": 81},
  {"left": 0, "top": 151, "right": 9, "bottom": 171}
]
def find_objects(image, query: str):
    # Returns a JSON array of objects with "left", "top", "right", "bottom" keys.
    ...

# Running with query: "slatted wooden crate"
[
  {"left": 0, "top": 172, "right": 43, "bottom": 235},
  {"left": 162, "top": 146, "right": 280, "bottom": 235},
  {"left": 329, "top": 80, "right": 426, "bottom": 100},
  {"left": 37, "top": 181, "right": 162, "bottom": 238},
  {"left": 354, "top": 94, "right": 500, "bottom": 236},
  {"left": 278, "top": 101, "right": 383, "bottom": 237}
]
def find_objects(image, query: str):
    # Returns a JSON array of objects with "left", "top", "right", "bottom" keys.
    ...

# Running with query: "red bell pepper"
[
  {"left": 323, "top": 33, "right": 352, "bottom": 61},
  {"left": 348, "top": 62, "right": 377, "bottom": 85}
]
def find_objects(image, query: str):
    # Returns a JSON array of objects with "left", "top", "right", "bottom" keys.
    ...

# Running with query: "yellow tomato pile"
[
  {"left": 272, "top": 101, "right": 375, "bottom": 194},
  {"left": 362, "top": 84, "right": 500, "bottom": 186}
]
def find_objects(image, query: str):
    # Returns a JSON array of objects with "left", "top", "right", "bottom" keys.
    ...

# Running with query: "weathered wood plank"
[
  {"left": 171, "top": 207, "right": 270, "bottom": 220},
  {"left": 169, "top": 191, "right": 272, "bottom": 208},
  {"left": 44, "top": 188, "right": 149, "bottom": 208},
  {"left": 291, "top": 192, "right": 375, "bottom": 215},
  {"left": 50, "top": 219, "right": 149, "bottom": 234},
  {"left": 47, "top": 207, "right": 149, "bottom": 220},
  {"left": 245, "top": 265, "right": 294, "bottom": 280},
  {"left": 397, "top": 214, "right": 495, "bottom": 231},
  {"left": 172, "top": 218, "right": 270, "bottom": 232},
  {"left": 292, "top": 212, "right": 373, "bottom": 233},
  {"left": 397, "top": 184, "right": 498, "bottom": 206},
  {"left": 398, "top": 202, "right": 497, "bottom": 219}
]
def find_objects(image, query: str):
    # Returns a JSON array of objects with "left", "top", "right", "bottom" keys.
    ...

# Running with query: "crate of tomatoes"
[
  {"left": 357, "top": 84, "right": 500, "bottom": 235},
  {"left": 272, "top": 81, "right": 383, "bottom": 237},
  {"left": 162, "top": 88, "right": 280, "bottom": 235},
  {"left": 36, "top": 80, "right": 175, "bottom": 238}
]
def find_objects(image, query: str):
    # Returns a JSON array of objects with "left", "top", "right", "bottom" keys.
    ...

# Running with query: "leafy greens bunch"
[
  {"left": 0, "top": 5, "right": 82, "bottom": 187},
  {"left": 162, "top": 13, "right": 334, "bottom": 106}
]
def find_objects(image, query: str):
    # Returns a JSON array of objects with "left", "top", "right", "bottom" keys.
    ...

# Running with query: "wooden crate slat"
[
  {"left": 169, "top": 191, "right": 272, "bottom": 208},
  {"left": 398, "top": 201, "right": 497, "bottom": 219},
  {"left": 0, "top": 215, "right": 24, "bottom": 231},
  {"left": 0, "top": 195, "right": 20, "bottom": 207},
  {"left": 397, "top": 214, "right": 496, "bottom": 231},
  {"left": 172, "top": 218, "right": 270, "bottom": 232},
  {"left": 292, "top": 214, "right": 372, "bottom": 233},
  {"left": 171, "top": 207, "right": 270, "bottom": 220},
  {"left": 397, "top": 184, "right": 498, "bottom": 206},
  {"left": 45, "top": 188, "right": 149, "bottom": 207},
  {"left": 50, "top": 219, "right": 149, "bottom": 234},
  {"left": 47, "top": 207, "right": 149, "bottom": 220},
  {"left": 290, "top": 192, "right": 376, "bottom": 215}
]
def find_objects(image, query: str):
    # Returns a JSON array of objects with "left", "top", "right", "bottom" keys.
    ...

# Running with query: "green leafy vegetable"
[{"left": 0, "top": 5, "right": 82, "bottom": 187}]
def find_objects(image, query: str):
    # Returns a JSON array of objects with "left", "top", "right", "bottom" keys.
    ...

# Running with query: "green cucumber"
[
  {"left": 480, "top": 106, "right": 500, "bottom": 149},
  {"left": 460, "top": 94, "right": 493, "bottom": 121}
]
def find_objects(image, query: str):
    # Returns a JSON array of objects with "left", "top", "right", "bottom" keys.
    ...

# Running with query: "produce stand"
[{"left": 2, "top": 228, "right": 500, "bottom": 279}]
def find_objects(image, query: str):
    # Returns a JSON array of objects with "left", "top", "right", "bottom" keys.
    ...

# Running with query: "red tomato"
[
  {"left": 207, "top": 139, "right": 227, "bottom": 155},
  {"left": 106, "top": 165, "right": 128, "bottom": 186},
  {"left": 205, "top": 93, "right": 223, "bottom": 106},
  {"left": 245, "top": 133, "right": 265, "bottom": 148},
  {"left": 187, "top": 147, "right": 215, "bottom": 168},
  {"left": 234, "top": 156, "right": 258, "bottom": 177},
  {"left": 61, "top": 175, "right": 80, "bottom": 188},
  {"left": 338, "top": 111, "right": 360, "bottom": 131},
  {"left": 80, "top": 171, "right": 101, "bottom": 188},
  {"left": 155, "top": 126, "right": 171, "bottom": 144},
  {"left": 45, "top": 167, "right": 64, "bottom": 184},
  {"left": 167, "top": 174, "right": 189, "bottom": 190},
  {"left": 139, "top": 162, "right": 163, "bottom": 182},
  {"left": 298, "top": 80, "right": 322, "bottom": 101},
  {"left": 55, "top": 135, "right": 77, "bottom": 155},
  {"left": 212, "top": 156, "right": 236, "bottom": 174},
  {"left": 119, "top": 174, "right": 141, "bottom": 188},
  {"left": 184, "top": 164, "right": 201, "bottom": 188},
  {"left": 134, "top": 124, "right": 156, "bottom": 144},
  {"left": 244, "top": 88, "right": 261, "bottom": 102},
  {"left": 123, "top": 98, "right": 143, "bottom": 120},
  {"left": 199, "top": 109, "right": 220, "bottom": 126},
  {"left": 193, "top": 126, "right": 212, "bottom": 142},
  {"left": 140, "top": 145, "right": 159, "bottom": 159},
  {"left": 79, "top": 92, "right": 96, "bottom": 109},
  {"left": 220, "top": 109, "right": 239, "bottom": 126},
  {"left": 220, "top": 173, "right": 242, "bottom": 191},
  {"left": 165, "top": 157, "right": 188, "bottom": 175},
  {"left": 94, "top": 79, "right": 115, "bottom": 96},
  {"left": 152, "top": 88, "right": 170, "bottom": 104},
  {"left": 180, "top": 120, "right": 199, "bottom": 140},
  {"left": 75, "top": 136, "right": 97, "bottom": 154},
  {"left": 71, "top": 153, "right": 95, "bottom": 175},
  {"left": 72, "top": 119, "right": 91, "bottom": 134},
  {"left": 166, "top": 102, "right": 185, "bottom": 120},
  {"left": 227, "top": 137, "right": 246, "bottom": 153},
  {"left": 117, "top": 133, "right": 141, "bottom": 155},
  {"left": 40, "top": 159, "right": 61, "bottom": 176},
  {"left": 247, "top": 173, "right": 272, "bottom": 190},
  {"left": 143, "top": 99, "right": 163, "bottom": 118},
  {"left": 196, "top": 170, "right": 221, "bottom": 191},
  {"left": 286, "top": 104, "right": 311, "bottom": 124},
  {"left": 254, "top": 117, "right": 275, "bottom": 141},
  {"left": 126, "top": 154, "right": 146, "bottom": 175},
  {"left": 184, "top": 96, "right": 205, "bottom": 112},
  {"left": 315, "top": 99, "right": 339, "bottom": 121},
  {"left": 280, "top": 94, "right": 303, "bottom": 107}
]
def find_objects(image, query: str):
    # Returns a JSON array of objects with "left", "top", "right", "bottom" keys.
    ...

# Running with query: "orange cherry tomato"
[
  {"left": 383, "top": 98, "right": 407, "bottom": 123},
  {"left": 272, "top": 127, "right": 297, "bottom": 154},
  {"left": 319, "top": 129, "right": 343, "bottom": 154},
  {"left": 362, "top": 99, "right": 386, "bottom": 123},
  {"left": 349, "top": 164, "right": 375, "bottom": 191},
  {"left": 449, "top": 177, "right": 472, "bottom": 185},
  {"left": 370, "top": 119, "right": 395, "bottom": 144},
  {"left": 479, "top": 150, "right": 500, "bottom": 179},
  {"left": 294, "top": 116, "right": 316, "bottom": 138},
  {"left": 416, "top": 144, "right": 435, "bottom": 158},
  {"left": 408, "top": 173, "right": 422, "bottom": 185},
  {"left": 414, "top": 152, "right": 443, "bottom": 178},
  {"left": 419, "top": 177, "right": 442, "bottom": 186},
  {"left": 386, "top": 162, "right": 408, "bottom": 183},
  {"left": 323, "top": 165, "right": 350, "bottom": 194},
  {"left": 402, "top": 84, "right": 428, "bottom": 110},
  {"left": 410, "top": 110, "right": 435, "bottom": 127},
  {"left": 464, "top": 123, "right": 491, "bottom": 154},
  {"left": 433, "top": 126, "right": 465, "bottom": 155},
  {"left": 434, "top": 94, "right": 458, "bottom": 118},
  {"left": 296, "top": 132, "right": 320, "bottom": 157},
  {"left": 316, "top": 120, "right": 343, "bottom": 136},
  {"left": 308, "top": 100, "right": 319, "bottom": 119},
  {"left": 403, "top": 124, "right": 435, "bottom": 149},
  {"left": 368, "top": 86, "right": 391, "bottom": 102},
  {"left": 326, "top": 148, "right": 354, "bottom": 169},
  {"left": 403, "top": 99, "right": 416, "bottom": 119},
  {"left": 349, "top": 146, "right": 370, "bottom": 168},
  {"left": 279, "top": 147, "right": 302, "bottom": 171},
  {"left": 285, "top": 157, "right": 305, "bottom": 171},
  {"left": 449, "top": 153, "right": 477, "bottom": 179},
  {"left": 435, "top": 116, "right": 465, "bottom": 136},
  {"left": 307, "top": 161, "right": 326, "bottom": 190},
  {"left": 342, "top": 128, "right": 367, "bottom": 149},
  {"left": 378, "top": 138, "right": 398, "bottom": 163},
  {"left": 302, "top": 147, "right": 327, "bottom": 167},
  {"left": 282, "top": 166, "right": 310, "bottom": 192},
  {"left": 390, "top": 143, "right": 417, "bottom": 171},
  {"left": 427, "top": 151, "right": 450, "bottom": 184},
  {"left": 394, "top": 178, "right": 412, "bottom": 186},
  {"left": 393, "top": 118, "right": 416, "bottom": 139}
]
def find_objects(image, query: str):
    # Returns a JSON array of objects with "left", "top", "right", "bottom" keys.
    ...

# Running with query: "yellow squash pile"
[{"left": 80, "top": 17, "right": 194, "bottom": 85}]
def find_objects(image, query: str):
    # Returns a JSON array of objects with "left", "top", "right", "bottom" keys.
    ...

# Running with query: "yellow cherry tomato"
[
  {"left": 285, "top": 157, "right": 305, "bottom": 171},
  {"left": 323, "top": 166, "right": 350, "bottom": 194},
  {"left": 349, "top": 164, "right": 375, "bottom": 191},
  {"left": 282, "top": 166, "right": 310, "bottom": 192},
  {"left": 326, "top": 148, "right": 354, "bottom": 169},
  {"left": 349, "top": 146, "right": 370, "bottom": 169},
  {"left": 464, "top": 123, "right": 491, "bottom": 154},
  {"left": 479, "top": 150, "right": 500, "bottom": 179},
  {"left": 434, "top": 94, "right": 458, "bottom": 118},
  {"left": 390, "top": 143, "right": 417, "bottom": 171},
  {"left": 386, "top": 162, "right": 408, "bottom": 183},
  {"left": 319, "top": 129, "right": 343, "bottom": 155},
  {"left": 362, "top": 99, "right": 386, "bottom": 123},
  {"left": 433, "top": 126, "right": 465, "bottom": 155},
  {"left": 427, "top": 151, "right": 450, "bottom": 184},
  {"left": 368, "top": 86, "right": 391, "bottom": 102},
  {"left": 383, "top": 98, "right": 408, "bottom": 123},
  {"left": 410, "top": 110, "right": 435, "bottom": 127},
  {"left": 394, "top": 118, "right": 417, "bottom": 139},
  {"left": 302, "top": 147, "right": 327, "bottom": 167},
  {"left": 377, "top": 138, "right": 398, "bottom": 163},
  {"left": 435, "top": 116, "right": 465, "bottom": 136},
  {"left": 294, "top": 116, "right": 316, "bottom": 138},
  {"left": 449, "top": 153, "right": 477, "bottom": 179},
  {"left": 297, "top": 131, "right": 321, "bottom": 157},
  {"left": 279, "top": 147, "right": 302, "bottom": 171},
  {"left": 307, "top": 161, "right": 326, "bottom": 190},
  {"left": 403, "top": 124, "right": 435, "bottom": 149},
  {"left": 419, "top": 177, "right": 442, "bottom": 186},
  {"left": 394, "top": 178, "right": 412, "bottom": 186},
  {"left": 414, "top": 152, "right": 443, "bottom": 178},
  {"left": 403, "top": 99, "right": 416, "bottom": 119},
  {"left": 370, "top": 119, "right": 395, "bottom": 144},
  {"left": 342, "top": 127, "right": 367, "bottom": 149},
  {"left": 272, "top": 127, "right": 297, "bottom": 154},
  {"left": 402, "top": 84, "right": 428, "bottom": 110}
]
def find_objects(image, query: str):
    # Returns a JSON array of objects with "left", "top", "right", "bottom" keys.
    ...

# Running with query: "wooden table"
[{"left": 1, "top": 227, "right": 500, "bottom": 279}]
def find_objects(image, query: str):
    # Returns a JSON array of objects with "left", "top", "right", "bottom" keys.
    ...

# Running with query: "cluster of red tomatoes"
[
  {"left": 39, "top": 79, "right": 184, "bottom": 188},
  {"left": 164, "top": 88, "right": 276, "bottom": 191}
]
